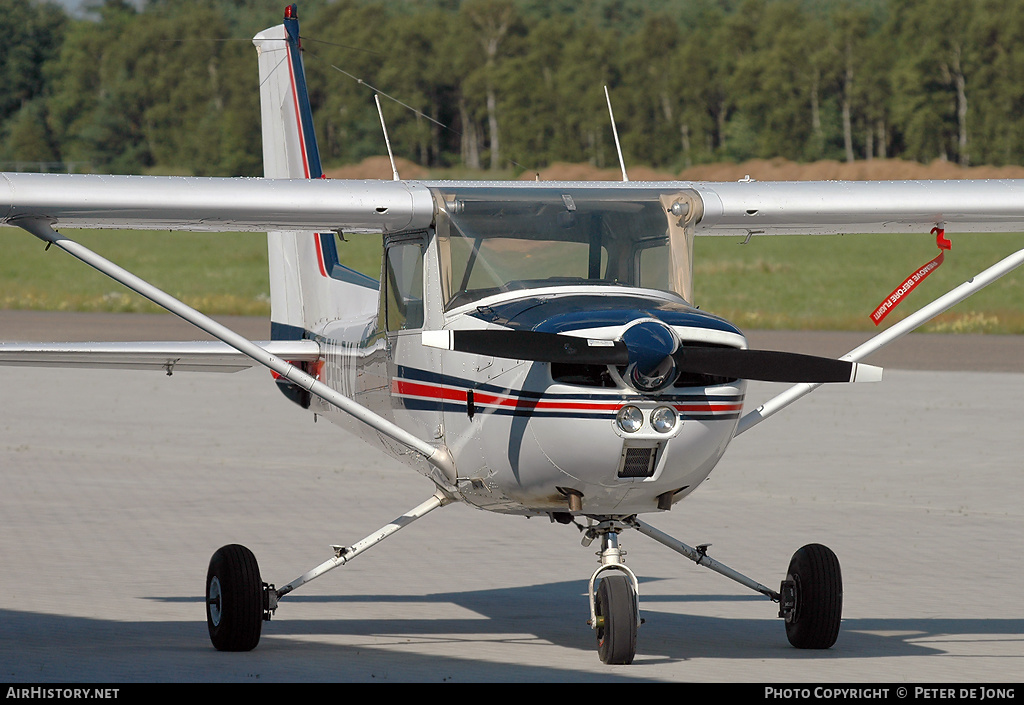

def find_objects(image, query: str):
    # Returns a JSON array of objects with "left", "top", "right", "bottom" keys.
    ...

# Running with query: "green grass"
[
  {"left": 693, "top": 232, "right": 1024, "bottom": 333},
  {"left": 0, "top": 229, "right": 273, "bottom": 315},
  {"left": 3, "top": 227, "right": 1024, "bottom": 333}
]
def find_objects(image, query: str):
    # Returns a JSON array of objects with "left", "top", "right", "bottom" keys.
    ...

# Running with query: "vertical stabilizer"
[
  {"left": 255, "top": 5, "right": 322, "bottom": 182},
  {"left": 253, "top": 5, "right": 379, "bottom": 405}
]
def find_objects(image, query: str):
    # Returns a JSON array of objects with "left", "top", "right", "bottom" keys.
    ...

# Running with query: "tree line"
[{"left": 4, "top": 0, "right": 1024, "bottom": 177}]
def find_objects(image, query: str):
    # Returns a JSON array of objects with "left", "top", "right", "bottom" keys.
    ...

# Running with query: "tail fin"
[{"left": 253, "top": 5, "right": 378, "bottom": 346}]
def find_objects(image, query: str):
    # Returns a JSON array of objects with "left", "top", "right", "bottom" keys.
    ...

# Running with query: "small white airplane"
[{"left": 3, "top": 5, "right": 1024, "bottom": 664}]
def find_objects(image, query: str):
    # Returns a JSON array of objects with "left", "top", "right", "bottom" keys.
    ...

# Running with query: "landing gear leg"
[
  {"left": 584, "top": 521, "right": 639, "bottom": 664},
  {"left": 630, "top": 518, "right": 843, "bottom": 649},
  {"left": 204, "top": 490, "right": 452, "bottom": 652}
]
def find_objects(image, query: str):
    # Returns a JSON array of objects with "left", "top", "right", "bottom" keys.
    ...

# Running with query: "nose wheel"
[{"left": 594, "top": 573, "right": 638, "bottom": 664}]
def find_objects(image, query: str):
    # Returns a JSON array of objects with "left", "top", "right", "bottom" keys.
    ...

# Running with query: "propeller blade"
[
  {"left": 422, "top": 329, "right": 629, "bottom": 365},
  {"left": 674, "top": 347, "right": 882, "bottom": 383}
]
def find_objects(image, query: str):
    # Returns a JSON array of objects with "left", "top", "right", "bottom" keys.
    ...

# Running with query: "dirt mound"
[
  {"left": 677, "top": 157, "right": 1024, "bottom": 182},
  {"left": 323, "top": 156, "right": 429, "bottom": 180},
  {"left": 524, "top": 161, "right": 677, "bottom": 181},
  {"left": 539, "top": 157, "right": 1024, "bottom": 182}
]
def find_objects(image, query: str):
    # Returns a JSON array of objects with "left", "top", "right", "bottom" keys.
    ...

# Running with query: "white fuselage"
[{"left": 309, "top": 285, "right": 746, "bottom": 517}]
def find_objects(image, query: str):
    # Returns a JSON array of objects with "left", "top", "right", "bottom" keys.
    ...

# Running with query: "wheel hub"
[
  {"left": 778, "top": 577, "right": 796, "bottom": 622},
  {"left": 207, "top": 575, "right": 223, "bottom": 627}
]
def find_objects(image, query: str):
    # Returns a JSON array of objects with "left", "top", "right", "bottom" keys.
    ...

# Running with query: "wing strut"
[
  {"left": 736, "top": 244, "right": 1024, "bottom": 435},
  {"left": 14, "top": 219, "right": 458, "bottom": 487}
]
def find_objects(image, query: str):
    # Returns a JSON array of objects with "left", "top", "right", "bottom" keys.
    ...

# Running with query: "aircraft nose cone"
[{"left": 621, "top": 320, "right": 677, "bottom": 391}]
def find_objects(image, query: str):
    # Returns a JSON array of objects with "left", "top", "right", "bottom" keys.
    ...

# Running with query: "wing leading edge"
[{"left": 5, "top": 173, "right": 1024, "bottom": 236}]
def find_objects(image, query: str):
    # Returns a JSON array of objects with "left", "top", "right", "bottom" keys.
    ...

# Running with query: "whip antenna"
[
  {"left": 375, "top": 94, "right": 401, "bottom": 180},
  {"left": 605, "top": 85, "right": 628, "bottom": 182}
]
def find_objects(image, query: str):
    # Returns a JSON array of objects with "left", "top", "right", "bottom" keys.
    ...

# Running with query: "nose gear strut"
[{"left": 573, "top": 515, "right": 841, "bottom": 663}]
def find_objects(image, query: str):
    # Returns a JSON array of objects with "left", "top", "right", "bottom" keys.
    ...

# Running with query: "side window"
[{"left": 384, "top": 241, "right": 424, "bottom": 331}]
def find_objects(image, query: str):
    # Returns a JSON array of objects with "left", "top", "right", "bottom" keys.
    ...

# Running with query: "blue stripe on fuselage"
[{"left": 396, "top": 365, "right": 743, "bottom": 407}]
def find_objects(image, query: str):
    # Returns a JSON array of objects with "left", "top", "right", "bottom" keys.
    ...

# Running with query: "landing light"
[
  {"left": 616, "top": 405, "right": 643, "bottom": 434},
  {"left": 651, "top": 406, "right": 677, "bottom": 433}
]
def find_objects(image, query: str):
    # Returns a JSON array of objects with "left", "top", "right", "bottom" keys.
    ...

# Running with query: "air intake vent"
[
  {"left": 550, "top": 362, "right": 616, "bottom": 387},
  {"left": 618, "top": 446, "right": 657, "bottom": 478}
]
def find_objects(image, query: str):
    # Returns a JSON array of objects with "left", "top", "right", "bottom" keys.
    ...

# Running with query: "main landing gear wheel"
[
  {"left": 594, "top": 573, "right": 638, "bottom": 664},
  {"left": 782, "top": 543, "right": 842, "bottom": 649},
  {"left": 206, "top": 544, "right": 264, "bottom": 652}
]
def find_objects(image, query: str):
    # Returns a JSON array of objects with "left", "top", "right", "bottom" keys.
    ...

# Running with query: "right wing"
[{"left": 0, "top": 172, "right": 434, "bottom": 234}]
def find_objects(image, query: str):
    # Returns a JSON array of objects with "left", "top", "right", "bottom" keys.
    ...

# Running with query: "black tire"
[
  {"left": 784, "top": 543, "right": 842, "bottom": 649},
  {"left": 595, "top": 573, "right": 638, "bottom": 664},
  {"left": 206, "top": 544, "right": 263, "bottom": 652}
]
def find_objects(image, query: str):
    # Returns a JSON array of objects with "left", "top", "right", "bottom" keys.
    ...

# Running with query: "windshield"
[{"left": 432, "top": 186, "right": 696, "bottom": 310}]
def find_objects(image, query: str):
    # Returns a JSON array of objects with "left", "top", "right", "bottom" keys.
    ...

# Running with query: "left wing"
[
  {"left": 690, "top": 178, "right": 1024, "bottom": 235},
  {"left": 0, "top": 172, "right": 434, "bottom": 233}
]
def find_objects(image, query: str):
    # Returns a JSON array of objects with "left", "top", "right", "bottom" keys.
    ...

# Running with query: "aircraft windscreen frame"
[{"left": 432, "top": 187, "right": 692, "bottom": 310}]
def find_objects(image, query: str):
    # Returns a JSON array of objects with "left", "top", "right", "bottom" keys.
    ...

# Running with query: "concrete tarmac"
[{"left": 0, "top": 312, "right": 1022, "bottom": 682}]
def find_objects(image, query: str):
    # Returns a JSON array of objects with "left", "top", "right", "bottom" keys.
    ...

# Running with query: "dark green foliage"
[{"left": 6, "top": 0, "right": 1024, "bottom": 175}]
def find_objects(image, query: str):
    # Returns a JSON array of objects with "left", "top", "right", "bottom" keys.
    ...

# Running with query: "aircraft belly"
[{"left": 466, "top": 414, "right": 737, "bottom": 514}]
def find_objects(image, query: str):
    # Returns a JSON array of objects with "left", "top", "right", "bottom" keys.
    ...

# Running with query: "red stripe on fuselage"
[
  {"left": 673, "top": 403, "right": 744, "bottom": 413},
  {"left": 391, "top": 379, "right": 741, "bottom": 415},
  {"left": 392, "top": 379, "right": 621, "bottom": 412}
]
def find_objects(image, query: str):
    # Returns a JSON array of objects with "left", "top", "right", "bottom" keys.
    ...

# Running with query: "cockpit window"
[{"left": 432, "top": 187, "right": 695, "bottom": 310}]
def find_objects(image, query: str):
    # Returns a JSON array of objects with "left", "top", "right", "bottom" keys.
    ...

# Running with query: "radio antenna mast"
[
  {"left": 605, "top": 85, "right": 629, "bottom": 182},
  {"left": 375, "top": 94, "right": 401, "bottom": 181}
]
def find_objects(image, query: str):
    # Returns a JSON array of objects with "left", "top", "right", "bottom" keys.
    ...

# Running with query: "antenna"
[
  {"left": 375, "top": 94, "right": 401, "bottom": 181},
  {"left": 605, "top": 85, "right": 628, "bottom": 182}
]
